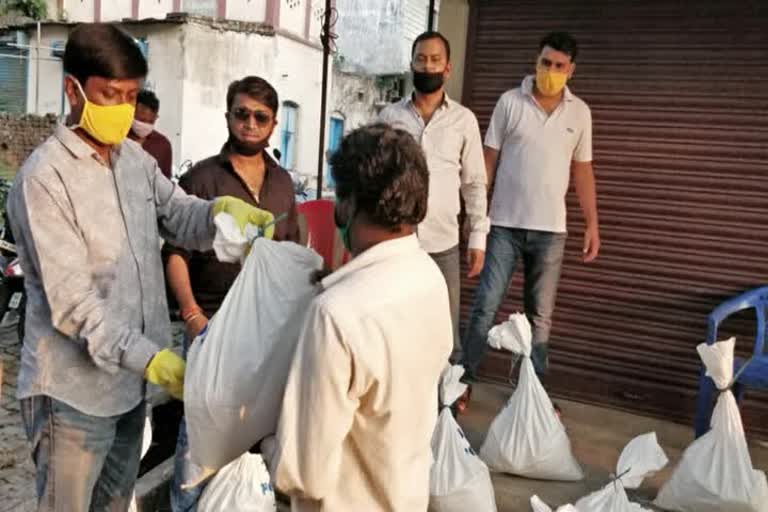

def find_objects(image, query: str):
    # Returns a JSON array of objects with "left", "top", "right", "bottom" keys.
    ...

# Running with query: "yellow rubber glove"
[
  {"left": 212, "top": 196, "right": 275, "bottom": 240},
  {"left": 145, "top": 349, "right": 186, "bottom": 401}
]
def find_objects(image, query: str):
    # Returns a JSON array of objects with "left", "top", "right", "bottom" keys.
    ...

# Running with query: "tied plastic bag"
[
  {"left": 654, "top": 338, "right": 768, "bottom": 512},
  {"left": 575, "top": 432, "right": 667, "bottom": 511},
  {"left": 429, "top": 408, "right": 497, "bottom": 512},
  {"left": 439, "top": 364, "right": 468, "bottom": 407},
  {"left": 185, "top": 239, "right": 323, "bottom": 475},
  {"left": 198, "top": 453, "right": 277, "bottom": 512},
  {"left": 212, "top": 212, "right": 262, "bottom": 263},
  {"left": 479, "top": 314, "right": 583, "bottom": 481},
  {"left": 128, "top": 412, "right": 153, "bottom": 512},
  {"left": 531, "top": 432, "right": 667, "bottom": 512},
  {"left": 530, "top": 495, "right": 580, "bottom": 512}
]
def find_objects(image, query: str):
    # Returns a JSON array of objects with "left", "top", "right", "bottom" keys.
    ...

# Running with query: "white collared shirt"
[
  {"left": 272, "top": 235, "right": 452, "bottom": 511},
  {"left": 379, "top": 95, "right": 490, "bottom": 252},
  {"left": 485, "top": 75, "right": 593, "bottom": 233}
]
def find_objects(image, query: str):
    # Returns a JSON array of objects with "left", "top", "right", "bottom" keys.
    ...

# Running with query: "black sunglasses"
[{"left": 230, "top": 108, "right": 273, "bottom": 125}]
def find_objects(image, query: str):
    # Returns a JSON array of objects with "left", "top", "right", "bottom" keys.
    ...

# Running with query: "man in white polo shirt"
[{"left": 461, "top": 32, "right": 600, "bottom": 384}]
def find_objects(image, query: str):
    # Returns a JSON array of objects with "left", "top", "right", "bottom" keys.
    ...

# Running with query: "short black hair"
[
  {"left": 331, "top": 124, "right": 429, "bottom": 228},
  {"left": 137, "top": 89, "right": 159, "bottom": 113},
  {"left": 226, "top": 76, "right": 279, "bottom": 114},
  {"left": 64, "top": 23, "right": 147, "bottom": 85},
  {"left": 411, "top": 31, "right": 451, "bottom": 61},
  {"left": 539, "top": 31, "right": 579, "bottom": 62}
]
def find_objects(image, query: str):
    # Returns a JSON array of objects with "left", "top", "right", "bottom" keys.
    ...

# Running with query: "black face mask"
[
  {"left": 227, "top": 133, "right": 269, "bottom": 157},
  {"left": 412, "top": 71, "right": 445, "bottom": 94}
]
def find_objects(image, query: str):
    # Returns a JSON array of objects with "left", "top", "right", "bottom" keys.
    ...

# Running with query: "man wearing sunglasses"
[{"left": 164, "top": 76, "right": 299, "bottom": 511}]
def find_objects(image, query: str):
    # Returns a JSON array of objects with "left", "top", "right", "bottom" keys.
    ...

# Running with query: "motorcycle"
[{"left": 0, "top": 216, "right": 25, "bottom": 341}]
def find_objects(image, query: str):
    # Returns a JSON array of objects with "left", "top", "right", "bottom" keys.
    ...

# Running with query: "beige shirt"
[
  {"left": 379, "top": 95, "right": 490, "bottom": 252},
  {"left": 271, "top": 235, "right": 453, "bottom": 511}
]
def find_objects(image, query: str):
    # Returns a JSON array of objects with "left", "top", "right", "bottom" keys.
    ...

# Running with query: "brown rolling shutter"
[{"left": 460, "top": 0, "right": 768, "bottom": 437}]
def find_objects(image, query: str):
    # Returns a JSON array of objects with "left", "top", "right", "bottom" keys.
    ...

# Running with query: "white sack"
[
  {"left": 439, "top": 364, "right": 469, "bottom": 407},
  {"left": 185, "top": 239, "right": 323, "bottom": 473},
  {"left": 654, "top": 338, "right": 768, "bottom": 512},
  {"left": 429, "top": 408, "right": 497, "bottom": 512},
  {"left": 212, "top": 212, "right": 261, "bottom": 263},
  {"left": 573, "top": 432, "right": 667, "bottom": 512},
  {"left": 198, "top": 453, "right": 277, "bottom": 512},
  {"left": 479, "top": 314, "right": 583, "bottom": 481},
  {"left": 530, "top": 495, "right": 580, "bottom": 512}
]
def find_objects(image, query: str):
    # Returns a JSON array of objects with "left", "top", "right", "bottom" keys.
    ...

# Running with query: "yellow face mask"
[
  {"left": 72, "top": 78, "right": 135, "bottom": 145},
  {"left": 535, "top": 66, "right": 569, "bottom": 97}
]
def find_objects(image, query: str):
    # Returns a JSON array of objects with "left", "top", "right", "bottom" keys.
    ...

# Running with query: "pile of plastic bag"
[
  {"left": 479, "top": 314, "right": 583, "bottom": 481},
  {"left": 184, "top": 237, "right": 323, "bottom": 475},
  {"left": 198, "top": 453, "right": 277, "bottom": 512},
  {"left": 654, "top": 338, "right": 768, "bottom": 512},
  {"left": 531, "top": 432, "right": 668, "bottom": 512},
  {"left": 429, "top": 365, "right": 497, "bottom": 512}
]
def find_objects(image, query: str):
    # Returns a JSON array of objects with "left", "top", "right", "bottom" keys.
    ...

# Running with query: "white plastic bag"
[
  {"left": 198, "top": 453, "right": 277, "bottom": 512},
  {"left": 429, "top": 408, "right": 497, "bottom": 512},
  {"left": 531, "top": 432, "right": 667, "bottom": 512},
  {"left": 479, "top": 314, "right": 583, "bottom": 481},
  {"left": 185, "top": 239, "right": 323, "bottom": 473},
  {"left": 212, "top": 213, "right": 262, "bottom": 263},
  {"left": 574, "top": 432, "right": 667, "bottom": 512},
  {"left": 654, "top": 338, "right": 768, "bottom": 512},
  {"left": 439, "top": 364, "right": 468, "bottom": 407},
  {"left": 530, "top": 495, "right": 580, "bottom": 512}
]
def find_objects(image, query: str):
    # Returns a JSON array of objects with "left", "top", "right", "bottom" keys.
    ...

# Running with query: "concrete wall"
[
  {"left": 24, "top": 25, "right": 68, "bottom": 116},
  {"left": 226, "top": 0, "right": 268, "bottom": 22},
  {"left": 62, "top": 0, "right": 96, "bottom": 22},
  {"left": 437, "top": 0, "right": 468, "bottom": 102},
  {"left": 177, "top": 22, "right": 274, "bottom": 165},
  {"left": 139, "top": 0, "right": 177, "bottom": 19},
  {"left": 330, "top": 68, "right": 382, "bottom": 133},
  {"left": 279, "top": 0, "right": 307, "bottom": 37},
  {"left": 0, "top": 113, "right": 57, "bottom": 176},
  {"left": 101, "top": 2, "right": 133, "bottom": 22},
  {"left": 271, "top": 34, "right": 326, "bottom": 180},
  {"left": 18, "top": 19, "right": 325, "bottom": 179}
]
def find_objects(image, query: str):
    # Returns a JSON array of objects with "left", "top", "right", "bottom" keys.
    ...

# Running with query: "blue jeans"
[
  {"left": 20, "top": 395, "right": 145, "bottom": 512},
  {"left": 171, "top": 335, "right": 208, "bottom": 512},
  {"left": 461, "top": 227, "right": 567, "bottom": 380}
]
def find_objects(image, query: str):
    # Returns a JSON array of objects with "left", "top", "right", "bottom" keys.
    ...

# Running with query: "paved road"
[{"left": 0, "top": 324, "right": 35, "bottom": 512}]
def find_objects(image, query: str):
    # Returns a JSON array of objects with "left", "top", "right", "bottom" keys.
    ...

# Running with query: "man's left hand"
[
  {"left": 213, "top": 196, "right": 275, "bottom": 239},
  {"left": 467, "top": 249, "right": 485, "bottom": 278},
  {"left": 583, "top": 225, "right": 600, "bottom": 263}
]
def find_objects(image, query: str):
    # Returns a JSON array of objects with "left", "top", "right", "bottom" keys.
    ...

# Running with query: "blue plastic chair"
[{"left": 694, "top": 286, "right": 768, "bottom": 437}]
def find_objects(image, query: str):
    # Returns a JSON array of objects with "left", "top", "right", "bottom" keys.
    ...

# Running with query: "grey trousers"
[{"left": 429, "top": 245, "right": 461, "bottom": 362}]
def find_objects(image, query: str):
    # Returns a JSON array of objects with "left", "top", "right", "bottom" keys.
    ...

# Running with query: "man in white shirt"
[
  {"left": 462, "top": 32, "right": 601, "bottom": 385},
  {"left": 267, "top": 124, "right": 453, "bottom": 511},
  {"left": 379, "top": 31, "right": 489, "bottom": 361}
]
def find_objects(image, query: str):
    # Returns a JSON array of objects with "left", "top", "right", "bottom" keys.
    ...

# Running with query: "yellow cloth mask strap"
[
  {"left": 535, "top": 66, "right": 569, "bottom": 97},
  {"left": 71, "top": 77, "right": 136, "bottom": 145}
]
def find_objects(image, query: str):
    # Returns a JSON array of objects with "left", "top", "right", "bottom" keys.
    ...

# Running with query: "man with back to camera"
[{"left": 264, "top": 123, "right": 453, "bottom": 511}]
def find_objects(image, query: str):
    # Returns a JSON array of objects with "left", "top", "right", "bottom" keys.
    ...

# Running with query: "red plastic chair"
[{"left": 297, "top": 199, "right": 349, "bottom": 270}]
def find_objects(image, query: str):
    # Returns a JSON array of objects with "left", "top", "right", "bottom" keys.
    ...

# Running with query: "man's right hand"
[{"left": 185, "top": 314, "right": 209, "bottom": 340}]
